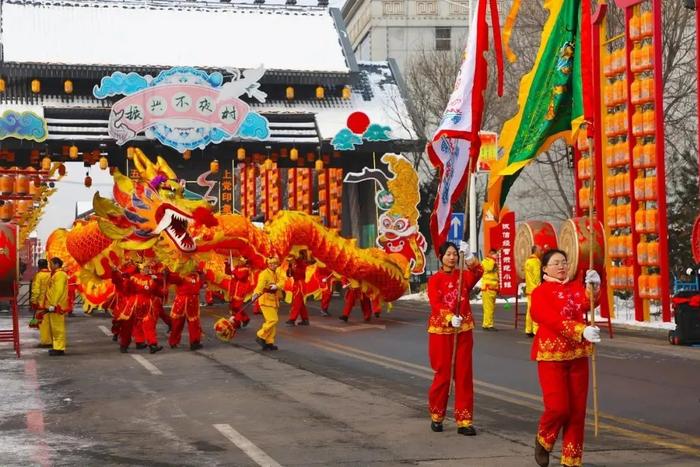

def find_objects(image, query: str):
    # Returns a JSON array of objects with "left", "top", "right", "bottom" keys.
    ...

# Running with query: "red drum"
[
  {"left": 514, "top": 221, "right": 558, "bottom": 280},
  {"left": 558, "top": 217, "right": 606, "bottom": 281}
]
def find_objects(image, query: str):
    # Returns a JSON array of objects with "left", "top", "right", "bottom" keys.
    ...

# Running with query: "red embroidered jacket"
[
  {"left": 530, "top": 280, "right": 593, "bottom": 361},
  {"left": 426, "top": 264, "right": 483, "bottom": 334}
]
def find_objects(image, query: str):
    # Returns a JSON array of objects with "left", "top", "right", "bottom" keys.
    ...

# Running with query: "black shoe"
[
  {"left": 255, "top": 337, "right": 267, "bottom": 350},
  {"left": 266, "top": 344, "right": 278, "bottom": 351},
  {"left": 457, "top": 426, "right": 477, "bottom": 436},
  {"left": 169, "top": 344, "right": 178, "bottom": 349},
  {"left": 241, "top": 320, "right": 249, "bottom": 328},
  {"left": 321, "top": 310, "right": 330, "bottom": 317},
  {"left": 190, "top": 342, "right": 203, "bottom": 351},
  {"left": 135, "top": 343, "right": 147, "bottom": 349},
  {"left": 36, "top": 344, "right": 52, "bottom": 349},
  {"left": 285, "top": 320, "right": 295, "bottom": 327},
  {"left": 149, "top": 344, "right": 163, "bottom": 354},
  {"left": 298, "top": 320, "right": 310, "bottom": 326},
  {"left": 526, "top": 332, "right": 535, "bottom": 338},
  {"left": 374, "top": 312, "right": 380, "bottom": 318},
  {"left": 339, "top": 315, "right": 348, "bottom": 322},
  {"left": 48, "top": 349, "right": 65, "bottom": 356},
  {"left": 112, "top": 334, "right": 118, "bottom": 342},
  {"left": 535, "top": 437, "right": 550, "bottom": 466},
  {"left": 430, "top": 421, "right": 443, "bottom": 432},
  {"left": 119, "top": 346, "right": 128, "bottom": 353},
  {"left": 482, "top": 327, "right": 497, "bottom": 332}
]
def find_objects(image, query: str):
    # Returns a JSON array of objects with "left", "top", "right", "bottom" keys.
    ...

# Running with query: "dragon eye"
[
  {"left": 382, "top": 217, "right": 392, "bottom": 228},
  {"left": 395, "top": 220, "right": 407, "bottom": 230}
]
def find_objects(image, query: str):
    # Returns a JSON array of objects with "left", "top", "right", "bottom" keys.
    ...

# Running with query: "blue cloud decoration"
[
  {"left": 331, "top": 128, "right": 364, "bottom": 151},
  {"left": 0, "top": 110, "right": 48, "bottom": 142},
  {"left": 363, "top": 123, "right": 392, "bottom": 141},
  {"left": 238, "top": 112, "right": 270, "bottom": 140},
  {"left": 93, "top": 72, "right": 150, "bottom": 98}
]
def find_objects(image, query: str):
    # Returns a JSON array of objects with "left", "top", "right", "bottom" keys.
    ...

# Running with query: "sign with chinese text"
[
  {"left": 490, "top": 211, "right": 516, "bottom": 296},
  {"left": 220, "top": 169, "right": 233, "bottom": 214},
  {"left": 94, "top": 67, "right": 270, "bottom": 153}
]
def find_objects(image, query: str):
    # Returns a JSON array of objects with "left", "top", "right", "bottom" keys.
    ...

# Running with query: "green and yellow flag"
[{"left": 490, "top": 0, "right": 592, "bottom": 208}]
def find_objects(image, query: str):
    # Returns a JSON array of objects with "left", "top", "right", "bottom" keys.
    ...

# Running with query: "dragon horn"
[
  {"left": 133, "top": 148, "right": 158, "bottom": 181},
  {"left": 93, "top": 192, "right": 124, "bottom": 218},
  {"left": 155, "top": 156, "right": 178, "bottom": 181}
]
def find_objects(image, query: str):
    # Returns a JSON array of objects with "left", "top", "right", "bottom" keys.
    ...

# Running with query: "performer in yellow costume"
[
  {"left": 31, "top": 259, "right": 53, "bottom": 348},
  {"left": 45, "top": 257, "right": 70, "bottom": 355},
  {"left": 524, "top": 245, "right": 543, "bottom": 337},
  {"left": 254, "top": 256, "right": 285, "bottom": 351},
  {"left": 481, "top": 248, "right": 499, "bottom": 330}
]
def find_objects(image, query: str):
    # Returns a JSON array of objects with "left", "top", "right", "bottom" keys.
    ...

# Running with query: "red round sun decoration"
[
  {"left": 692, "top": 214, "right": 700, "bottom": 264},
  {"left": 347, "top": 112, "right": 370, "bottom": 135}
]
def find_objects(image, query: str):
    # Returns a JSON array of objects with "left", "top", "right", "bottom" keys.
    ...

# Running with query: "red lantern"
[
  {"left": 347, "top": 112, "right": 370, "bottom": 134},
  {"left": 58, "top": 164, "right": 66, "bottom": 176},
  {"left": 84, "top": 175, "right": 92, "bottom": 188}
]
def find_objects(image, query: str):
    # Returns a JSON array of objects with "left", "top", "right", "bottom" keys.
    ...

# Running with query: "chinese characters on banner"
[
  {"left": 286, "top": 168, "right": 312, "bottom": 214},
  {"left": 490, "top": 210, "right": 517, "bottom": 296},
  {"left": 477, "top": 131, "right": 498, "bottom": 173},
  {"left": 261, "top": 164, "right": 281, "bottom": 220},
  {"left": 220, "top": 169, "right": 233, "bottom": 214}
]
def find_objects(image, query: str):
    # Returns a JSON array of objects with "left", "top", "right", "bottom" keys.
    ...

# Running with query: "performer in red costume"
[
  {"left": 426, "top": 241, "right": 482, "bottom": 436},
  {"left": 338, "top": 278, "right": 372, "bottom": 322},
  {"left": 117, "top": 264, "right": 163, "bottom": 354},
  {"left": 316, "top": 267, "right": 336, "bottom": 317},
  {"left": 285, "top": 250, "right": 314, "bottom": 326},
  {"left": 531, "top": 249, "right": 601, "bottom": 467},
  {"left": 149, "top": 262, "right": 171, "bottom": 333},
  {"left": 226, "top": 257, "right": 254, "bottom": 328},
  {"left": 109, "top": 261, "right": 135, "bottom": 344},
  {"left": 168, "top": 270, "right": 205, "bottom": 350}
]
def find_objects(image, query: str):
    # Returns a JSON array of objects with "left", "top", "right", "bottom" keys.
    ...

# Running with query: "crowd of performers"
[
  {"left": 30, "top": 241, "right": 603, "bottom": 466},
  {"left": 29, "top": 249, "right": 382, "bottom": 355},
  {"left": 427, "top": 241, "right": 602, "bottom": 467}
]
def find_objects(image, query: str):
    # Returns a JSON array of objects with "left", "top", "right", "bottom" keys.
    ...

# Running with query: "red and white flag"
[{"left": 427, "top": 0, "right": 502, "bottom": 253}]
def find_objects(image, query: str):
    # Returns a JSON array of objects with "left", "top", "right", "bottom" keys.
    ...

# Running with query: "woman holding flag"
[
  {"left": 426, "top": 240, "right": 482, "bottom": 435},
  {"left": 531, "top": 249, "right": 601, "bottom": 467}
]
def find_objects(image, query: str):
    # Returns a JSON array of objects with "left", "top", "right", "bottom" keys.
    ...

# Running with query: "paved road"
[{"left": 1, "top": 297, "right": 698, "bottom": 466}]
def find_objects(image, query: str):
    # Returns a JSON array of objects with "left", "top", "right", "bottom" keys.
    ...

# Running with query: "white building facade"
[{"left": 341, "top": 0, "right": 472, "bottom": 74}]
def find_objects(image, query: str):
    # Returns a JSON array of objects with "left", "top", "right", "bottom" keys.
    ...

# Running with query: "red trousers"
[
  {"left": 537, "top": 358, "right": 588, "bottom": 467},
  {"left": 230, "top": 299, "right": 250, "bottom": 326},
  {"left": 342, "top": 288, "right": 371, "bottom": 320},
  {"left": 289, "top": 284, "right": 309, "bottom": 321},
  {"left": 321, "top": 287, "right": 332, "bottom": 311},
  {"left": 169, "top": 316, "right": 201, "bottom": 346},
  {"left": 428, "top": 331, "right": 474, "bottom": 427}
]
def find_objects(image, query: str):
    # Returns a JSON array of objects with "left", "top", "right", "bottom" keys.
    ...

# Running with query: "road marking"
[
  {"left": 213, "top": 423, "right": 283, "bottom": 467},
  {"left": 130, "top": 354, "right": 163, "bottom": 375},
  {"left": 98, "top": 325, "right": 112, "bottom": 336},
  {"left": 296, "top": 335, "right": 700, "bottom": 457},
  {"left": 312, "top": 323, "right": 386, "bottom": 333}
]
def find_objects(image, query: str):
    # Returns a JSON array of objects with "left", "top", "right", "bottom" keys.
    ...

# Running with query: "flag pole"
[
  {"left": 449, "top": 170, "right": 472, "bottom": 398},
  {"left": 585, "top": 123, "right": 599, "bottom": 437}
]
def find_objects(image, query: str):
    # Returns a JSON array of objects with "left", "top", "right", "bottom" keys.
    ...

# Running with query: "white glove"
[
  {"left": 585, "top": 269, "right": 601, "bottom": 287},
  {"left": 321, "top": 278, "right": 327, "bottom": 283},
  {"left": 268, "top": 284, "right": 277, "bottom": 291},
  {"left": 451, "top": 315, "right": 463, "bottom": 328},
  {"left": 151, "top": 275, "right": 158, "bottom": 280},
  {"left": 48, "top": 306, "right": 55, "bottom": 312},
  {"left": 583, "top": 325, "right": 601, "bottom": 343},
  {"left": 459, "top": 241, "right": 475, "bottom": 261},
  {"left": 251, "top": 294, "right": 260, "bottom": 302}
]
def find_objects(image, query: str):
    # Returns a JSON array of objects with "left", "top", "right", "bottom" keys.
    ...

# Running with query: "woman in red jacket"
[
  {"left": 531, "top": 249, "right": 601, "bottom": 467},
  {"left": 427, "top": 241, "right": 483, "bottom": 436}
]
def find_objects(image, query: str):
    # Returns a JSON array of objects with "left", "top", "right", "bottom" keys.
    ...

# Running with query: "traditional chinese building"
[{"left": 0, "top": 0, "right": 422, "bottom": 244}]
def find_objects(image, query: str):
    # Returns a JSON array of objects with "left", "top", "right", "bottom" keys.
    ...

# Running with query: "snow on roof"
[
  {"left": 2, "top": 1, "right": 350, "bottom": 73},
  {"left": 253, "top": 62, "right": 417, "bottom": 140}
]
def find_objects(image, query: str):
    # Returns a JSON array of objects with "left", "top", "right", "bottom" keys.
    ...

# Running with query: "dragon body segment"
[{"left": 46, "top": 151, "right": 410, "bottom": 308}]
